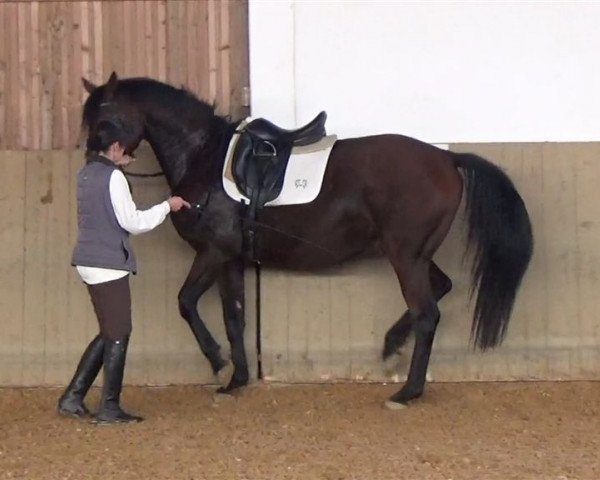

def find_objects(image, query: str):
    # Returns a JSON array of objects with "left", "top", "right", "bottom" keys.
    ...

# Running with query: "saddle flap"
[
  {"left": 231, "top": 132, "right": 254, "bottom": 199},
  {"left": 231, "top": 132, "right": 292, "bottom": 205}
]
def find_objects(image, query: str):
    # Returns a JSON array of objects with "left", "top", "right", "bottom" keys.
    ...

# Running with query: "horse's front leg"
[
  {"left": 216, "top": 258, "right": 249, "bottom": 394},
  {"left": 178, "top": 250, "right": 228, "bottom": 375}
]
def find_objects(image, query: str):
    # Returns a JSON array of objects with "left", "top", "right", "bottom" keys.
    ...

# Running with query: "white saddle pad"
[{"left": 222, "top": 120, "right": 337, "bottom": 207}]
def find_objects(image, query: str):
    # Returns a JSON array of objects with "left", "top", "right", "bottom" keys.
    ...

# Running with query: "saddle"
[
  {"left": 231, "top": 111, "right": 327, "bottom": 206},
  {"left": 230, "top": 111, "right": 327, "bottom": 261}
]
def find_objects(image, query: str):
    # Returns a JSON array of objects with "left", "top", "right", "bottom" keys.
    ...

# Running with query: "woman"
[{"left": 58, "top": 118, "right": 190, "bottom": 424}]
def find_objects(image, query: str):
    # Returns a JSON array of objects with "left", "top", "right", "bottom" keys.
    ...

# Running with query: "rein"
[
  {"left": 244, "top": 215, "right": 338, "bottom": 258},
  {"left": 123, "top": 170, "right": 165, "bottom": 178},
  {"left": 189, "top": 199, "right": 338, "bottom": 258}
]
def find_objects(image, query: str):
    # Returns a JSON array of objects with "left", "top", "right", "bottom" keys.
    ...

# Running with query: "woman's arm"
[{"left": 108, "top": 169, "right": 170, "bottom": 235}]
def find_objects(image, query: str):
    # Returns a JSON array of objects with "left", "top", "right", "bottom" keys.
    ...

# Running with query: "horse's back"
[{"left": 328, "top": 134, "right": 463, "bottom": 211}]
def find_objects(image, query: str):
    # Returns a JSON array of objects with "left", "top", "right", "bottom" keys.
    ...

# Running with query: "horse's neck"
[{"left": 145, "top": 121, "right": 213, "bottom": 189}]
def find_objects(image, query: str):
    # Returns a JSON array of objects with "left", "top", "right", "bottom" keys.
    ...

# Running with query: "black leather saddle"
[
  {"left": 231, "top": 111, "right": 327, "bottom": 208},
  {"left": 244, "top": 111, "right": 327, "bottom": 147},
  {"left": 229, "top": 111, "right": 327, "bottom": 261}
]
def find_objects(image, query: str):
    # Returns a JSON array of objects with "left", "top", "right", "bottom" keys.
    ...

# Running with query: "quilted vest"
[{"left": 71, "top": 155, "right": 137, "bottom": 273}]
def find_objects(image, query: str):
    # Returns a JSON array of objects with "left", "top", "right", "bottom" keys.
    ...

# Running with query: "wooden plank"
[
  {"left": 122, "top": 0, "right": 145, "bottom": 77},
  {"left": 0, "top": 152, "right": 27, "bottom": 386},
  {"left": 46, "top": 2, "right": 63, "bottom": 148},
  {"left": 67, "top": 1, "right": 82, "bottom": 149},
  {"left": 228, "top": 0, "right": 249, "bottom": 120},
  {"left": 57, "top": 1, "right": 69, "bottom": 148},
  {"left": 136, "top": 0, "right": 148, "bottom": 77},
  {"left": 157, "top": 0, "right": 167, "bottom": 82},
  {"left": 92, "top": 0, "right": 103, "bottom": 83},
  {"left": 285, "top": 274, "right": 310, "bottom": 381},
  {"left": 113, "top": 0, "right": 126, "bottom": 76},
  {"left": 17, "top": 1, "right": 30, "bottom": 148},
  {"left": 541, "top": 143, "right": 579, "bottom": 378},
  {"left": 219, "top": 0, "right": 230, "bottom": 115},
  {"left": 516, "top": 144, "right": 549, "bottom": 380},
  {"left": 123, "top": 1, "right": 133, "bottom": 76},
  {"left": 22, "top": 151, "right": 51, "bottom": 385},
  {"left": 30, "top": 1, "right": 41, "bottom": 149},
  {"left": 261, "top": 270, "right": 289, "bottom": 380},
  {"left": 80, "top": 0, "right": 90, "bottom": 102},
  {"left": 38, "top": 1, "right": 53, "bottom": 149},
  {"left": 101, "top": 0, "right": 113, "bottom": 78},
  {"left": 0, "top": 3, "right": 6, "bottom": 148},
  {"left": 571, "top": 144, "right": 600, "bottom": 378},
  {"left": 207, "top": 0, "right": 218, "bottom": 106},
  {"left": 145, "top": 0, "right": 156, "bottom": 78},
  {"left": 166, "top": 0, "right": 185, "bottom": 87},
  {"left": 186, "top": 0, "right": 200, "bottom": 95},
  {"left": 42, "top": 150, "right": 72, "bottom": 384},
  {"left": 196, "top": 0, "right": 210, "bottom": 101},
  {"left": 5, "top": 3, "right": 20, "bottom": 148}
]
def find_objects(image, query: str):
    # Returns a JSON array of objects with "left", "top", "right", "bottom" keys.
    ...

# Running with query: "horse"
[{"left": 80, "top": 72, "right": 533, "bottom": 407}]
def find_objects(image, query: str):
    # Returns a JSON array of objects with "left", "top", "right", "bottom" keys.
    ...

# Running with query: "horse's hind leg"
[
  {"left": 383, "top": 262, "right": 452, "bottom": 359},
  {"left": 216, "top": 259, "right": 249, "bottom": 393},
  {"left": 387, "top": 257, "right": 441, "bottom": 406},
  {"left": 178, "top": 251, "right": 228, "bottom": 375}
]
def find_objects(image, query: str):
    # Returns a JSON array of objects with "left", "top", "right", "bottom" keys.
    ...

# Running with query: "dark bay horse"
[{"left": 81, "top": 73, "right": 533, "bottom": 406}]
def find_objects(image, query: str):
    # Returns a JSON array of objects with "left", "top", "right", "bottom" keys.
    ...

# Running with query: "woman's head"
[
  {"left": 86, "top": 117, "right": 132, "bottom": 151},
  {"left": 86, "top": 118, "right": 137, "bottom": 166}
]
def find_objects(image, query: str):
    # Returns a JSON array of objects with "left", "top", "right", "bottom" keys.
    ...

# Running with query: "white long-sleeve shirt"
[{"left": 76, "top": 169, "right": 170, "bottom": 285}]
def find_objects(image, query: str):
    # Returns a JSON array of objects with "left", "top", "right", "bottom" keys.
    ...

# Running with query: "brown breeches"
[{"left": 86, "top": 275, "right": 132, "bottom": 341}]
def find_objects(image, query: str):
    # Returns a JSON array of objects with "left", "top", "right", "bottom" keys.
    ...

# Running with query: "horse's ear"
[
  {"left": 104, "top": 71, "right": 119, "bottom": 100},
  {"left": 82, "top": 77, "right": 97, "bottom": 93}
]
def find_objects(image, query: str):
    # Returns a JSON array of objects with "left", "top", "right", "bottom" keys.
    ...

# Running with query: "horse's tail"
[{"left": 453, "top": 152, "right": 533, "bottom": 350}]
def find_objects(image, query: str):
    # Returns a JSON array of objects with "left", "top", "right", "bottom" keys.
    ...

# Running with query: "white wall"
[{"left": 249, "top": 1, "right": 600, "bottom": 143}]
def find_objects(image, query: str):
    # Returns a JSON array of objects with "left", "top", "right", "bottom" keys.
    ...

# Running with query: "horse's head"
[
  {"left": 81, "top": 72, "right": 231, "bottom": 187},
  {"left": 81, "top": 72, "right": 145, "bottom": 155}
]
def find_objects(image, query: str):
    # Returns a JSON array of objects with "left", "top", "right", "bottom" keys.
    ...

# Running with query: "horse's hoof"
[
  {"left": 388, "top": 386, "right": 423, "bottom": 405},
  {"left": 384, "top": 400, "right": 408, "bottom": 410},
  {"left": 216, "top": 377, "right": 248, "bottom": 395},
  {"left": 213, "top": 390, "right": 236, "bottom": 403},
  {"left": 382, "top": 336, "right": 406, "bottom": 360},
  {"left": 57, "top": 397, "right": 92, "bottom": 419},
  {"left": 215, "top": 387, "right": 235, "bottom": 396},
  {"left": 382, "top": 343, "right": 396, "bottom": 360},
  {"left": 58, "top": 407, "right": 91, "bottom": 419},
  {"left": 211, "top": 357, "right": 229, "bottom": 376},
  {"left": 215, "top": 361, "right": 233, "bottom": 384}
]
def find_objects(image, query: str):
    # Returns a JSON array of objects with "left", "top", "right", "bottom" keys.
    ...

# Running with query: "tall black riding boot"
[
  {"left": 58, "top": 335, "right": 105, "bottom": 418},
  {"left": 93, "top": 337, "right": 143, "bottom": 424}
]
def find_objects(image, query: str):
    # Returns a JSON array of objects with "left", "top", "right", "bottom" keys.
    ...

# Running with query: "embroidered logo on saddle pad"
[{"left": 222, "top": 123, "right": 337, "bottom": 207}]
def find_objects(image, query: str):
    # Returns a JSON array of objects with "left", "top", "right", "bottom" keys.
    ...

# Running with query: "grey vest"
[{"left": 71, "top": 155, "right": 137, "bottom": 273}]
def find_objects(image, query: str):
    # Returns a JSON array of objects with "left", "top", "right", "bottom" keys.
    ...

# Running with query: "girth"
[{"left": 230, "top": 112, "right": 327, "bottom": 261}]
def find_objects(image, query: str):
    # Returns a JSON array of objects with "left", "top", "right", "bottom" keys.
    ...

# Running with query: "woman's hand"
[{"left": 167, "top": 196, "right": 192, "bottom": 212}]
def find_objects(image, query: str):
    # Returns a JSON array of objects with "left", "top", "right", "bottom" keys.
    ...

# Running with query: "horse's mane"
[
  {"left": 121, "top": 78, "right": 217, "bottom": 124},
  {"left": 82, "top": 77, "right": 226, "bottom": 133}
]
